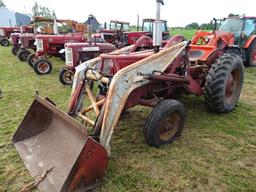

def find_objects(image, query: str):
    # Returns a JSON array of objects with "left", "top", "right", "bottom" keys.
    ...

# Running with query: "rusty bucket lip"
[
  {"left": 13, "top": 94, "right": 108, "bottom": 192},
  {"left": 12, "top": 94, "right": 87, "bottom": 143}
]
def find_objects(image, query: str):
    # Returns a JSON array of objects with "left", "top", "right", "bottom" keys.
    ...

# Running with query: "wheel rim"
[
  {"left": 225, "top": 68, "right": 241, "bottom": 104},
  {"left": 158, "top": 112, "right": 181, "bottom": 142},
  {"left": 2, "top": 39, "right": 8, "bottom": 46},
  {"left": 37, "top": 62, "right": 50, "bottom": 73},
  {"left": 63, "top": 70, "right": 74, "bottom": 83},
  {"left": 21, "top": 52, "right": 29, "bottom": 61},
  {"left": 31, "top": 55, "right": 36, "bottom": 63}
]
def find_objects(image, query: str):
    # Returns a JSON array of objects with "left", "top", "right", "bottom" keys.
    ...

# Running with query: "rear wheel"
[
  {"left": 17, "top": 49, "right": 31, "bottom": 61},
  {"left": 246, "top": 40, "right": 256, "bottom": 66},
  {"left": 59, "top": 68, "right": 74, "bottom": 85},
  {"left": 143, "top": 99, "right": 186, "bottom": 147},
  {"left": 27, "top": 53, "right": 36, "bottom": 67},
  {"left": 33, "top": 58, "right": 52, "bottom": 75},
  {"left": 11, "top": 46, "right": 20, "bottom": 55},
  {"left": 204, "top": 53, "right": 244, "bottom": 112},
  {"left": 0, "top": 38, "right": 9, "bottom": 46}
]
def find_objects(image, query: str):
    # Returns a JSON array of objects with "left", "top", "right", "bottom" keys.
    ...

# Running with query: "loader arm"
[{"left": 99, "top": 41, "right": 188, "bottom": 155}]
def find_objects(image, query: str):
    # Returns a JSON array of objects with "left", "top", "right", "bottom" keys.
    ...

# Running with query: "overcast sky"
[{"left": 3, "top": 0, "right": 256, "bottom": 27}]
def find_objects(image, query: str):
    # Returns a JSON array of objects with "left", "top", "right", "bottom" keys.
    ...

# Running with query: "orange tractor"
[{"left": 190, "top": 16, "right": 256, "bottom": 66}]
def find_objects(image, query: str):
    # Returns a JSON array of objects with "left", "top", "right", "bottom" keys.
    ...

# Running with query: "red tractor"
[
  {"left": 95, "top": 20, "right": 130, "bottom": 47},
  {"left": 121, "top": 18, "right": 169, "bottom": 46},
  {"left": 10, "top": 33, "right": 21, "bottom": 55},
  {"left": 190, "top": 16, "right": 256, "bottom": 66},
  {"left": 16, "top": 34, "right": 37, "bottom": 62},
  {"left": 28, "top": 34, "right": 87, "bottom": 75},
  {"left": 12, "top": 1, "right": 245, "bottom": 191},
  {"left": 0, "top": 26, "right": 33, "bottom": 46},
  {"left": 59, "top": 41, "right": 116, "bottom": 85}
]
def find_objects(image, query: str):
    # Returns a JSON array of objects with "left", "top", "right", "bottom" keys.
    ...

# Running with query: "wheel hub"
[
  {"left": 159, "top": 113, "right": 180, "bottom": 141},
  {"left": 225, "top": 69, "right": 240, "bottom": 104},
  {"left": 38, "top": 62, "right": 49, "bottom": 73}
]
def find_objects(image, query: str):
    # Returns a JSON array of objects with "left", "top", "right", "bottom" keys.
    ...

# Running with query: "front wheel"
[
  {"left": 33, "top": 58, "right": 52, "bottom": 75},
  {"left": 59, "top": 68, "right": 74, "bottom": 85},
  {"left": 143, "top": 99, "right": 186, "bottom": 147},
  {"left": 204, "top": 53, "right": 244, "bottom": 113},
  {"left": 17, "top": 49, "right": 31, "bottom": 61},
  {"left": 27, "top": 53, "right": 37, "bottom": 67},
  {"left": 0, "top": 38, "right": 9, "bottom": 46},
  {"left": 11, "top": 46, "right": 20, "bottom": 55}
]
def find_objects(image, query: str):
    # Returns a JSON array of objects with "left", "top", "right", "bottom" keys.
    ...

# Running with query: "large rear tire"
[
  {"left": 0, "top": 38, "right": 9, "bottom": 46},
  {"left": 27, "top": 53, "right": 36, "bottom": 67},
  {"left": 245, "top": 40, "right": 256, "bottom": 67},
  {"left": 33, "top": 58, "right": 52, "bottom": 75},
  {"left": 17, "top": 49, "right": 31, "bottom": 61},
  {"left": 204, "top": 53, "right": 244, "bottom": 113},
  {"left": 59, "top": 68, "right": 74, "bottom": 85},
  {"left": 143, "top": 99, "right": 186, "bottom": 147}
]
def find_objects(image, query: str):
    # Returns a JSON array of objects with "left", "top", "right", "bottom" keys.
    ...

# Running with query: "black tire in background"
[
  {"left": 0, "top": 38, "right": 9, "bottom": 46},
  {"left": 11, "top": 46, "right": 20, "bottom": 55},
  {"left": 204, "top": 53, "right": 244, "bottom": 113},
  {"left": 17, "top": 49, "right": 31, "bottom": 61},
  {"left": 27, "top": 53, "right": 36, "bottom": 67},
  {"left": 143, "top": 99, "right": 186, "bottom": 147},
  {"left": 59, "top": 68, "right": 74, "bottom": 85}
]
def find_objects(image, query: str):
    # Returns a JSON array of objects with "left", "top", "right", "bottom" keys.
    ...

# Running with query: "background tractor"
[
  {"left": 12, "top": 17, "right": 87, "bottom": 63},
  {"left": 59, "top": 41, "right": 116, "bottom": 85},
  {"left": 190, "top": 16, "right": 256, "bottom": 66},
  {"left": 10, "top": 33, "right": 21, "bottom": 55},
  {"left": 121, "top": 18, "right": 169, "bottom": 47},
  {"left": 30, "top": 34, "right": 87, "bottom": 75},
  {"left": 0, "top": 26, "right": 33, "bottom": 46},
  {"left": 95, "top": 20, "right": 130, "bottom": 47}
]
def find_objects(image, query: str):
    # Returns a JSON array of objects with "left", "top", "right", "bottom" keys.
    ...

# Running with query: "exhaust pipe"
[{"left": 153, "top": 0, "right": 164, "bottom": 48}]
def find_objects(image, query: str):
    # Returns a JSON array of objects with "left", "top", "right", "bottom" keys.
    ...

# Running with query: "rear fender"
[{"left": 244, "top": 35, "right": 256, "bottom": 48}]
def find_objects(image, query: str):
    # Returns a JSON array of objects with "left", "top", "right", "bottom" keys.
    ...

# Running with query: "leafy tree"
[
  {"left": 185, "top": 22, "right": 199, "bottom": 29},
  {"left": 0, "top": 0, "right": 6, "bottom": 7},
  {"left": 228, "top": 13, "right": 239, "bottom": 17},
  {"left": 200, "top": 23, "right": 214, "bottom": 30},
  {"left": 31, "top": 2, "right": 57, "bottom": 19}
]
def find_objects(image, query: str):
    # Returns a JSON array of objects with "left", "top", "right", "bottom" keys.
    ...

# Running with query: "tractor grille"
[
  {"left": 0, "top": 29, "right": 4, "bottom": 36},
  {"left": 36, "top": 39, "right": 43, "bottom": 51},
  {"left": 65, "top": 48, "right": 73, "bottom": 65}
]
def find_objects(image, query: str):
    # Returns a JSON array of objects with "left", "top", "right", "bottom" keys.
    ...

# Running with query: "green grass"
[
  {"left": 170, "top": 29, "right": 197, "bottom": 39},
  {"left": 0, "top": 39, "right": 256, "bottom": 192}
]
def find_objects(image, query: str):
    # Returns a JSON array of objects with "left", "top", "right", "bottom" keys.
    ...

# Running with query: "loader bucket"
[{"left": 12, "top": 95, "right": 108, "bottom": 192}]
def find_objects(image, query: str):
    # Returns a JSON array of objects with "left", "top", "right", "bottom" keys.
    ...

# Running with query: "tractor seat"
[{"left": 189, "top": 50, "right": 204, "bottom": 62}]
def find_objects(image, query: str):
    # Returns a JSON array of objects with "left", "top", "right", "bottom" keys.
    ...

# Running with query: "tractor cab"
[
  {"left": 218, "top": 17, "right": 256, "bottom": 46},
  {"left": 96, "top": 20, "right": 130, "bottom": 46},
  {"left": 121, "top": 18, "right": 170, "bottom": 47},
  {"left": 142, "top": 18, "right": 168, "bottom": 35},
  {"left": 109, "top": 20, "right": 130, "bottom": 31}
]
